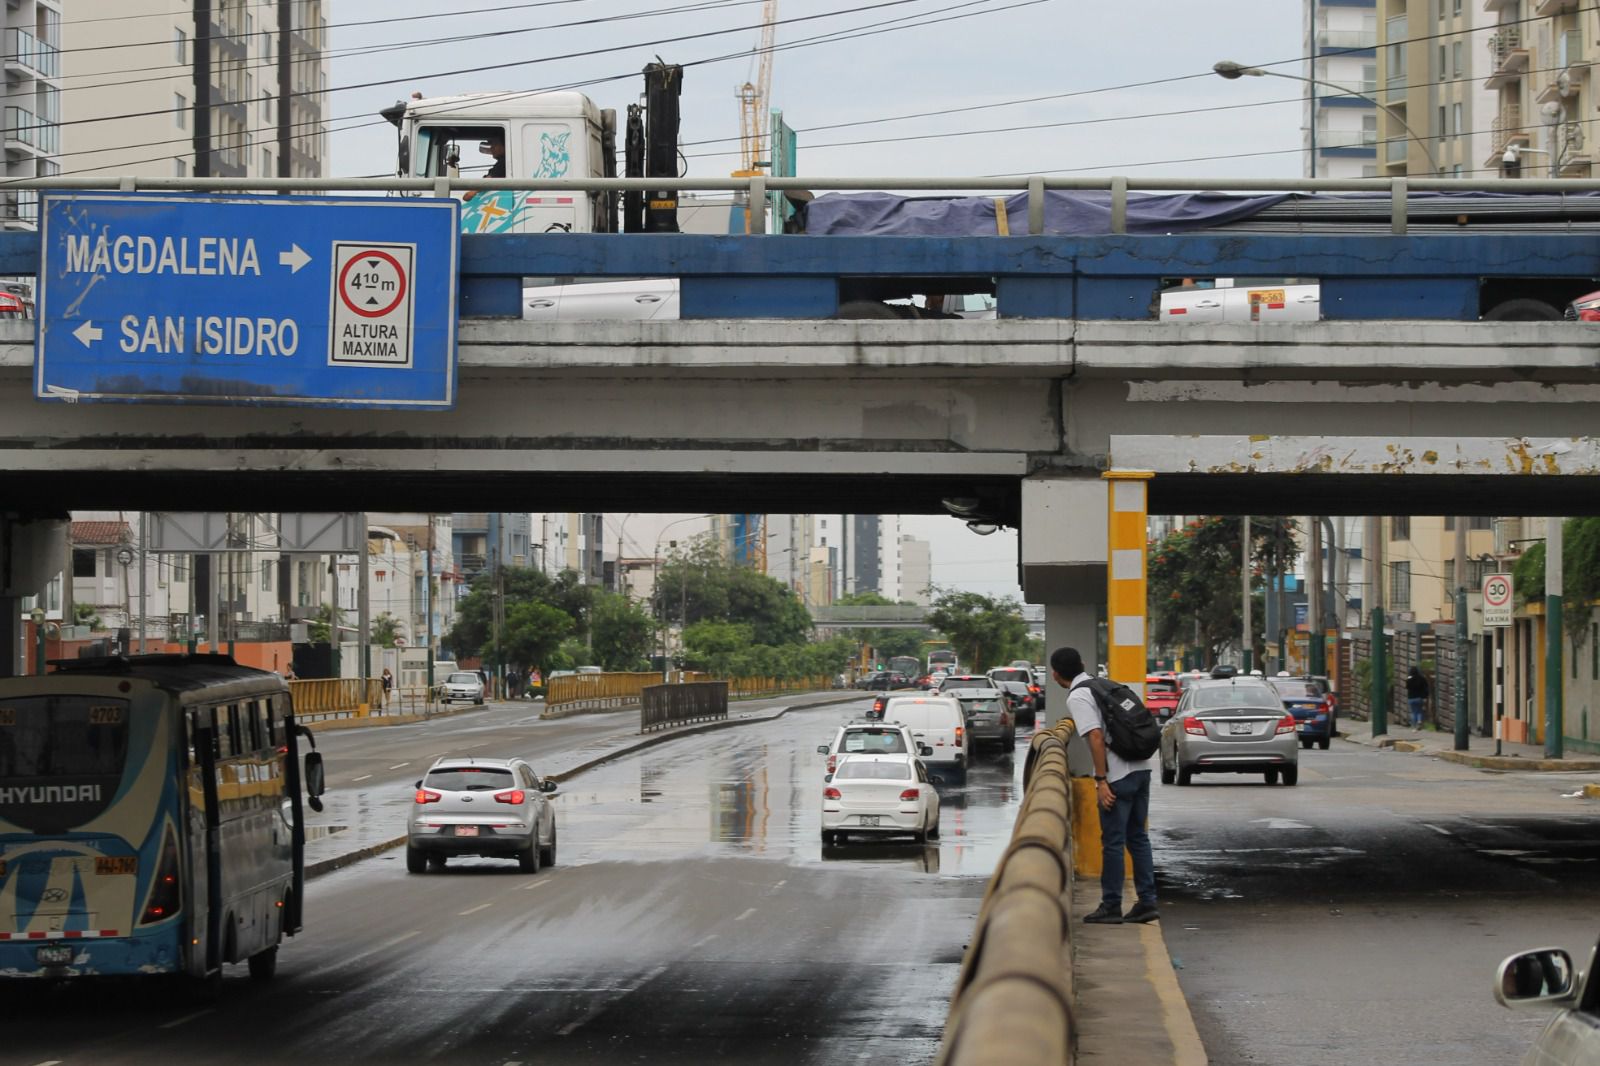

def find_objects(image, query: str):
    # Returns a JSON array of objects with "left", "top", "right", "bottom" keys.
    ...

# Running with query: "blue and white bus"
[{"left": 0, "top": 654, "right": 325, "bottom": 986}]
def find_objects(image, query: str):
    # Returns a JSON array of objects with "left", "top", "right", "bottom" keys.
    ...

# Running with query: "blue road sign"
[{"left": 36, "top": 193, "right": 459, "bottom": 408}]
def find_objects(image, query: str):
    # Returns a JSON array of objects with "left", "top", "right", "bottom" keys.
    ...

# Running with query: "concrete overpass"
[{"left": 808, "top": 605, "right": 1046, "bottom": 631}]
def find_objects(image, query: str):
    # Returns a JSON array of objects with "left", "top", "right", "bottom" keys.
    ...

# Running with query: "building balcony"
[
  {"left": 1535, "top": 30, "right": 1588, "bottom": 105},
  {"left": 1532, "top": 0, "right": 1577, "bottom": 14},
  {"left": 1485, "top": 104, "right": 1531, "bottom": 167},
  {"left": 1484, "top": 28, "right": 1529, "bottom": 89},
  {"left": 1317, "top": 29, "right": 1377, "bottom": 52},
  {"left": 5, "top": 28, "right": 59, "bottom": 80},
  {"left": 1318, "top": 129, "right": 1379, "bottom": 150},
  {"left": 4, "top": 107, "right": 57, "bottom": 156}
]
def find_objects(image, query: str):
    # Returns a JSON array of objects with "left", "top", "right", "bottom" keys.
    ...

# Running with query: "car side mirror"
[
  {"left": 1496, "top": 949, "right": 1577, "bottom": 1008},
  {"left": 540, "top": 780, "right": 558, "bottom": 794},
  {"left": 919, "top": 744, "right": 933, "bottom": 756},
  {"left": 415, "top": 779, "right": 423, "bottom": 789},
  {"left": 817, "top": 744, "right": 830, "bottom": 754}
]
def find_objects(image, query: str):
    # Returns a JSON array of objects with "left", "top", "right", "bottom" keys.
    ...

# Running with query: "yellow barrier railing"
[
  {"left": 545, "top": 671, "right": 831, "bottom": 711},
  {"left": 288, "top": 677, "right": 384, "bottom": 717},
  {"left": 935, "top": 719, "right": 1077, "bottom": 1066}
]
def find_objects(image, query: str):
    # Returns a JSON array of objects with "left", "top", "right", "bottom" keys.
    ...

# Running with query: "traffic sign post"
[
  {"left": 1482, "top": 573, "right": 1513, "bottom": 628},
  {"left": 36, "top": 193, "right": 458, "bottom": 408}
]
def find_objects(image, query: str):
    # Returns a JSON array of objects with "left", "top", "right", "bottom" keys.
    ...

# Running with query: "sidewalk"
[
  {"left": 302, "top": 691, "right": 859, "bottom": 877},
  {"left": 1338, "top": 722, "right": 1600, "bottom": 775}
]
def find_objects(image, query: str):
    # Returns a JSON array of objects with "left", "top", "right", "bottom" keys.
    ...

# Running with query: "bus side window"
[
  {"left": 193, "top": 707, "right": 222, "bottom": 760},
  {"left": 214, "top": 705, "right": 236, "bottom": 759},
  {"left": 244, "top": 700, "right": 264, "bottom": 753},
  {"left": 261, "top": 699, "right": 279, "bottom": 748}
]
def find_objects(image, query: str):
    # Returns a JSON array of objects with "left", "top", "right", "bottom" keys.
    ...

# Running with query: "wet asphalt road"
[
  {"left": 1153, "top": 740, "right": 1600, "bottom": 1066},
  {"left": 5, "top": 698, "right": 1026, "bottom": 1066}
]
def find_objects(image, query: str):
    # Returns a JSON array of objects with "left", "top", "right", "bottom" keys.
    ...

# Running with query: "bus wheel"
[{"left": 248, "top": 946, "right": 278, "bottom": 982}]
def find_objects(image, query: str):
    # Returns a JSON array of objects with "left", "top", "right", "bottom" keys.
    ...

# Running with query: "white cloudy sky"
[{"left": 327, "top": 0, "right": 1305, "bottom": 598}]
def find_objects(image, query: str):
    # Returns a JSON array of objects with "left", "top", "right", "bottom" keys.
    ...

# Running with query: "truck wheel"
[
  {"left": 1483, "top": 298, "right": 1561, "bottom": 321},
  {"left": 247, "top": 946, "right": 278, "bottom": 982}
]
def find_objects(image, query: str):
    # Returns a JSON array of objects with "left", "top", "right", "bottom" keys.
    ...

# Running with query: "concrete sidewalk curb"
[
  {"left": 302, "top": 692, "right": 859, "bottom": 879},
  {"left": 1339, "top": 730, "right": 1600, "bottom": 772}
]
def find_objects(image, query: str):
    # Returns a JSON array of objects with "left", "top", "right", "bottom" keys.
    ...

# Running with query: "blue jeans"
[
  {"left": 1099, "top": 770, "right": 1156, "bottom": 908},
  {"left": 1408, "top": 697, "right": 1425, "bottom": 727}
]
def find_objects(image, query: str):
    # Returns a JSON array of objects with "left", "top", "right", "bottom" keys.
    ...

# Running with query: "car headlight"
[{"left": 1570, "top": 296, "right": 1600, "bottom": 321}]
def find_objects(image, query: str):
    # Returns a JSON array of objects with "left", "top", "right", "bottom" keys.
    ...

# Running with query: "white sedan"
[{"left": 821, "top": 753, "right": 940, "bottom": 845}]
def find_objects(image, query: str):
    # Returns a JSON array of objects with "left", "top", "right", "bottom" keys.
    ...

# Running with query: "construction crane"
[{"left": 733, "top": 0, "right": 778, "bottom": 232}]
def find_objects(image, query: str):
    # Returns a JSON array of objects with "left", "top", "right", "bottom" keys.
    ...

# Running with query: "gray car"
[
  {"left": 406, "top": 757, "right": 558, "bottom": 873},
  {"left": 945, "top": 686, "right": 1015, "bottom": 750},
  {"left": 1496, "top": 931, "right": 1600, "bottom": 1065},
  {"left": 440, "top": 670, "right": 485, "bottom": 705},
  {"left": 1159, "top": 677, "right": 1300, "bottom": 786}
]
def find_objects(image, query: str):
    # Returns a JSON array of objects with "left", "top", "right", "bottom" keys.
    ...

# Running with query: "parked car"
[
  {"left": 1159, "top": 277, "right": 1321, "bottom": 323},
  {"left": 440, "top": 671, "right": 486, "bottom": 705},
  {"left": 817, "top": 722, "right": 929, "bottom": 776},
  {"left": 1269, "top": 675, "right": 1338, "bottom": 749},
  {"left": 1145, "top": 673, "right": 1180, "bottom": 723},
  {"left": 406, "top": 757, "right": 559, "bottom": 873},
  {"left": 821, "top": 753, "right": 940, "bottom": 845},
  {"left": 882, "top": 695, "right": 968, "bottom": 783},
  {"left": 1495, "top": 930, "right": 1600, "bottom": 1064},
  {"left": 1159, "top": 677, "right": 1300, "bottom": 786}
]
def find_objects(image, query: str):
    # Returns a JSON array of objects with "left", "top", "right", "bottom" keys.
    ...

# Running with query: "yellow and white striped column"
[{"left": 1105, "top": 470, "right": 1152, "bottom": 696}]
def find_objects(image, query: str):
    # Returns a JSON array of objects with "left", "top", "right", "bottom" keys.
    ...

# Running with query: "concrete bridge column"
[
  {"left": 0, "top": 516, "right": 67, "bottom": 677},
  {"left": 1021, "top": 476, "right": 1109, "bottom": 777}
]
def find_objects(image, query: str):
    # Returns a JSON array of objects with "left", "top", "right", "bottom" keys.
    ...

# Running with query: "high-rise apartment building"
[
  {"left": 1480, "top": 1, "right": 1590, "bottom": 178},
  {"left": 2, "top": 0, "right": 61, "bottom": 228},
  {"left": 898, "top": 535, "right": 933, "bottom": 606},
  {"left": 61, "top": 0, "right": 328, "bottom": 181},
  {"left": 1305, "top": 1, "right": 1381, "bottom": 177}
]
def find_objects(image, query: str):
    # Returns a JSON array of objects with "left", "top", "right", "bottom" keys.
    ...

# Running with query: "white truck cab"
[
  {"left": 394, "top": 91, "right": 616, "bottom": 236},
  {"left": 1159, "top": 278, "right": 1321, "bottom": 323}
]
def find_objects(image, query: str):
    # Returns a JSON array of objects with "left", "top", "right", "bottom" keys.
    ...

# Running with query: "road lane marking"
[
  {"left": 459, "top": 902, "right": 493, "bottom": 915},
  {"left": 1421, "top": 822, "right": 1453, "bottom": 836},
  {"left": 516, "top": 880, "right": 551, "bottom": 891},
  {"left": 734, "top": 907, "right": 756, "bottom": 921},
  {"left": 556, "top": 1020, "right": 585, "bottom": 1036},
  {"left": 352, "top": 774, "right": 372, "bottom": 782},
  {"left": 30, "top": 1060, "right": 64, "bottom": 1065},
  {"left": 389, "top": 762, "right": 410, "bottom": 770},
  {"left": 691, "top": 933, "right": 719, "bottom": 949},
  {"left": 159, "top": 1008, "right": 214, "bottom": 1029}
]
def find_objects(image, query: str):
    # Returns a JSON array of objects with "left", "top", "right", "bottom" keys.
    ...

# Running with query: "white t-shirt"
[{"left": 1064, "top": 672, "right": 1159, "bottom": 783}]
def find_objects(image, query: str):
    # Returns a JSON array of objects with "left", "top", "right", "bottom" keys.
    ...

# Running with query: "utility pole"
[
  {"left": 1454, "top": 517, "right": 1470, "bottom": 751},
  {"left": 1241, "top": 516, "right": 1252, "bottom": 672},
  {"left": 276, "top": 0, "right": 290, "bottom": 178},
  {"left": 192, "top": 0, "right": 212, "bottom": 177},
  {"left": 425, "top": 515, "right": 435, "bottom": 698},
  {"left": 358, "top": 513, "right": 370, "bottom": 696},
  {"left": 1370, "top": 516, "right": 1388, "bottom": 736},
  {"left": 1546, "top": 517, "right": 1564, "bottom": 759},
  {"left": 1307, "top": 516, "right": 1324, "bottom": 676}
]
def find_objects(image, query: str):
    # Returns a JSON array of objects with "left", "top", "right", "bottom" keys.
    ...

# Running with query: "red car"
[
  {"left": 1569, "top": 289, "right": 1600, "bottom": 320},
  {"left": 1144, "top": 673, "right": 1180, "bottom": 723}
]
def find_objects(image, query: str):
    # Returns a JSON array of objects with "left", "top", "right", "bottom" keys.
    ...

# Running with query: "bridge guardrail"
[
  {"left": 288, "top": 677, "right": 383, "bottom": 719},
  {"left": 935, "top": 719, "right": 1078, "bottom": 1066},
  {"left": 641, "top": 681, "right": 728, "bottom": 732}
]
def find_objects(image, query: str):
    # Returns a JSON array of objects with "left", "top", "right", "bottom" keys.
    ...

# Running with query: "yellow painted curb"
[
  {"left": 1391, "top": 741, "right": 1423, "bottom": 753},
  {"left": 1584, "top": 784, "right": 1600, "bottom": 799},
  {"left": 1140, "top": 922, "right": 1210, "bottom": 1066}
]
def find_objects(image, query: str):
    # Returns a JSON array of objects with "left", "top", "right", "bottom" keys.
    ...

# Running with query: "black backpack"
[{"left": 1070, "top": 678, "right": 1161, "bottom": 761}]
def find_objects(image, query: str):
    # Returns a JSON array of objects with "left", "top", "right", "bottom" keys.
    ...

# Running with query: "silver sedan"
[{"left": 1159, "top": 678, "right": 1300, "bottom": 786}]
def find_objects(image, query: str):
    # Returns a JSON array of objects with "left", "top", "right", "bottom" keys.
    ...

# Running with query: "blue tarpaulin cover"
[{"left": 801, "top": 190, "right": 1295, "bottom": 236}]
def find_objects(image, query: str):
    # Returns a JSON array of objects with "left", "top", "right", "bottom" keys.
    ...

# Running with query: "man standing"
[{"left": 1051, "top": 646, "right": 1160, "bottom": 925}]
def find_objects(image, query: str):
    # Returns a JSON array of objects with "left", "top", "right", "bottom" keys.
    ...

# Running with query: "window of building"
[
  {"left": 175, "top": 158, "right": 186, "bottom": 178},
  {"left": 1438, "top": 105, "right": 1447, "bottom": 138},
  {"left": 176, "top": 27, "right": 187, "bottom": 63},
  {"left": 1392, "top": 516, "right": 1411, "bottom": 540},
  {"left": 1452, "top": 103, "right": 1462, "bottom": 136},
  {"left": 1452, "top": 41, "right": 1463, "bottom": 77},
  {"left": 72, "top": 548, "right": 97, "bottom": 578},
  {"left": 1471, "top": 516, "right": 1493, "bottom": 530},
  {"left": 1362, "top": 63, "right": 1377, "bottom": 93},
  {"left": 1390, "top": 561, "right": 1412, "bottom": 609},
  {"left": 174, "top": 555, "right": 189, "bottom": 581},
  {"left": 1453, "top": 0, "right": 1462, "bottom": 12},
  {"left": 1444, "top": 558, "right": 1454, "bottom": 588},
  {"left": 1437, "top": 45, "right": 1446, "bottom": 76},
  {"left": 1362, "top": 165, "right": 1378, "bottom": 178},
  {"left": 175, "top": 93, "right": 186, "bottom": 129},
  {"left": 261, "top": 560, "right": 273, "bottom": 591}
]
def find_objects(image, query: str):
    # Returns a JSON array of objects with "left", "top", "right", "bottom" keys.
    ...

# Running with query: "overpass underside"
[{"left": 1, "top": 318, "right": 1596, "bottom": 518}]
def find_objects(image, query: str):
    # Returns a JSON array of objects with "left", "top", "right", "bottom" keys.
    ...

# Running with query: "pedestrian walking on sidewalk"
[
  {"left": 1406, "top": 666, "right": 1430, "bottom": 729},
  {"left": 380, "top": 667, "right": 393, "bottom": 709},
  {"left": 1052, "top": 646, "right": 1160, "bottom": 926}
]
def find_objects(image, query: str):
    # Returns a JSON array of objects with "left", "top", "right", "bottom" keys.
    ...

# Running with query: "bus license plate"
[
  {"left": 455, "top": 825, "right": 479, "bottom": 837},
  {"left": 859, "top": 816, "right": 880, "bottom": 827},
  {"left": 36, "top": 944, "right": 75, "bottom": 966}
]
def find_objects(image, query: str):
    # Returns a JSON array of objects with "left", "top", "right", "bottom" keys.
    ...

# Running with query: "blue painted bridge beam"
[{"left": 3, "top": 228, "right": 1598, "bottom": 321}]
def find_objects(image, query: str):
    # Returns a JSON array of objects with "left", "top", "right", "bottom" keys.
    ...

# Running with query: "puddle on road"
[{"left": 304, "top": 824, "right": 349, "bottom": 840}]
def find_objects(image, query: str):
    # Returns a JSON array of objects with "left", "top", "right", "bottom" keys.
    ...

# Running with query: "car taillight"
[
  {"left": 1029, "top": 685, "right": 1041, "bottom": 695},
  {"left": 1182, "top": 716, "right": 1206, "bottom": 736},
  {"left": 494, "top": 789, "right": 526, "bottom": 804},
  {"left": 1324, "top": 695, "right": 1337, "bottom": 713},
  {"left": 415, "top": 789, "right": 442, "bottom": 804},
  {"left": 139, "top": 827, "right": 181, "bottom": 925},
  {"left": 827, "top": 755, "right": 837, "bottom": 773},
  {"left": 954, "top": 725, "right": 964, "bottom": 747},
  {"left": 823, "top": 787, "right": 841, "bottom": 800},
  {"left": 899, "top": 788, "right": 920, "bottom": 801},
  {"left": 1000, "top": 710, "right": 1011, "bottom": 726},
  {"left": 1275, "top": 714, "right": 1297, "bottom": 734}
]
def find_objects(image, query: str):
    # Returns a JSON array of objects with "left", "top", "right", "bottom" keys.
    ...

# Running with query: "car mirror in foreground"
[
  {"left": 1495, "top": 948, "right": 1577, "bottom": 1008},
  {"left": 919, "top": 744, "right": 933, "bottom": 756},
  {"left": 540, "top": 780, "right": 559, "bottom": 793},
  {"left": 817, "top": 745, "right": 830, "bottom": 754},
  {"left": 415, "top": 779, "right": 423, "bottom": 789}
]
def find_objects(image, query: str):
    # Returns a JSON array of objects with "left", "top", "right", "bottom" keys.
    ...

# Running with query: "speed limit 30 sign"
[{"left": 1482, "top": 573, "right": 1514, "bottom": 627}]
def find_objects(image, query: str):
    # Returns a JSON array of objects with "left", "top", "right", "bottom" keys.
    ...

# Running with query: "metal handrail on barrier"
[
  {"left": 287, "top": 678, "right": 383, "bottom": 718},
  {"left": 640, "top": 681, "right": 729, "bottom": 733},
  {"left": 935, "top": 719, "right": 1078, "bottom": 1066}
]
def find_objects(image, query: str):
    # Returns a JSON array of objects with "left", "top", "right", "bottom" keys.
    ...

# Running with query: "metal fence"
[
  {"left": 936, "top": 720, "right": 1076, "bottom": 1066},
  {"left": 545, "top": 671, "right": 830, "bottom": 713},
  {"left": 288, "top": 677, "right": 383, "bottom": 718},
  {"left": 641, "top": 681, "right": 728, "bottom": 732}
]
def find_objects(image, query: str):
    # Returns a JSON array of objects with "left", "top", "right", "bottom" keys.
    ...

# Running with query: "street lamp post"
[
  {"left": 652, "top": 515, "right": 712, "bottom": 681},
  {"left": 1213, "top": 60, "right": 1442, "bottom": 175},
  {"left": 29, "top": 606, "right": 45, "bottom": 676}
]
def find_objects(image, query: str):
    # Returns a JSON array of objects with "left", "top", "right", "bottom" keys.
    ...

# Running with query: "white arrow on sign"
[
  {"left": 72, "top": 321, "right": 103, "bottom": 348},
  {"left": 279, "top": 244, "right": 311, "bottom": 273}
]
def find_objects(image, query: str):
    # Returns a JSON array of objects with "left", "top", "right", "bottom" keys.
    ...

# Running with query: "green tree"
[
  {"left": 499, "top": 601, "right": 573, "bottom": 674},
  {"left": 306, "top": 603, "right": 342, "bottom": 644},
  {"left": 1510, "top": 516, "right": 1600, "bottom": 657},
  {"left": 655, "top": 540, "right": 811, "bottom": 645},
  {"left": 833, "top": 590, "right": 924, "bottom": 660},
  {"left": 591, "top": 592, "right": 654, "bottom": 671},
  {"left": 446, "top": 566, "right": 594, "bottom": 662},
  {"left": 924, "top": 591, "right": 1029, "bottom": 671},
  {"left": 1148, "top": 517, "right": 1300, "bottom": 665},
  {"left": 370, "top": 612, "right": 402, "bottom": 647}
]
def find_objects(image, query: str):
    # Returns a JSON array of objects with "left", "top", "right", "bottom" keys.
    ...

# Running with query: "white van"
[
  {"left": 883, "top": 695, "right": 968, "bottom": 782},
  {"left": 1159, "top": 278, "right": 1321, "bottom": 323},
  {"left": 522, "top": 278, "right": 679, "bottom": 321}
]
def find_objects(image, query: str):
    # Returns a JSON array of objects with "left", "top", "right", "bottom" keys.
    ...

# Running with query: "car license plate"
[
  {"left": 36, "top": 944, "right": 75, "bottom": 965},
  {"left": 859, "top": 816, "right": 880, "bottom": 827},
  {"left": 455, "top": 825, "right": 479, "bottom": 837},
  {"left": 1229, "top": 722, "right": 1254, "bottom": 735}
]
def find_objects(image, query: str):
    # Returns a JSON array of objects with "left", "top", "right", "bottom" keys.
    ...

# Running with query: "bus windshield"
[{"left": 0, "top": 696, "right": 129, "bottom": 833}]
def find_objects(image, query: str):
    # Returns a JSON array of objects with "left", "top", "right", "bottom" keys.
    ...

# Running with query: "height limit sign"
[{"left": 330, "top": 242, "right": 415, "bottom": 368}]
